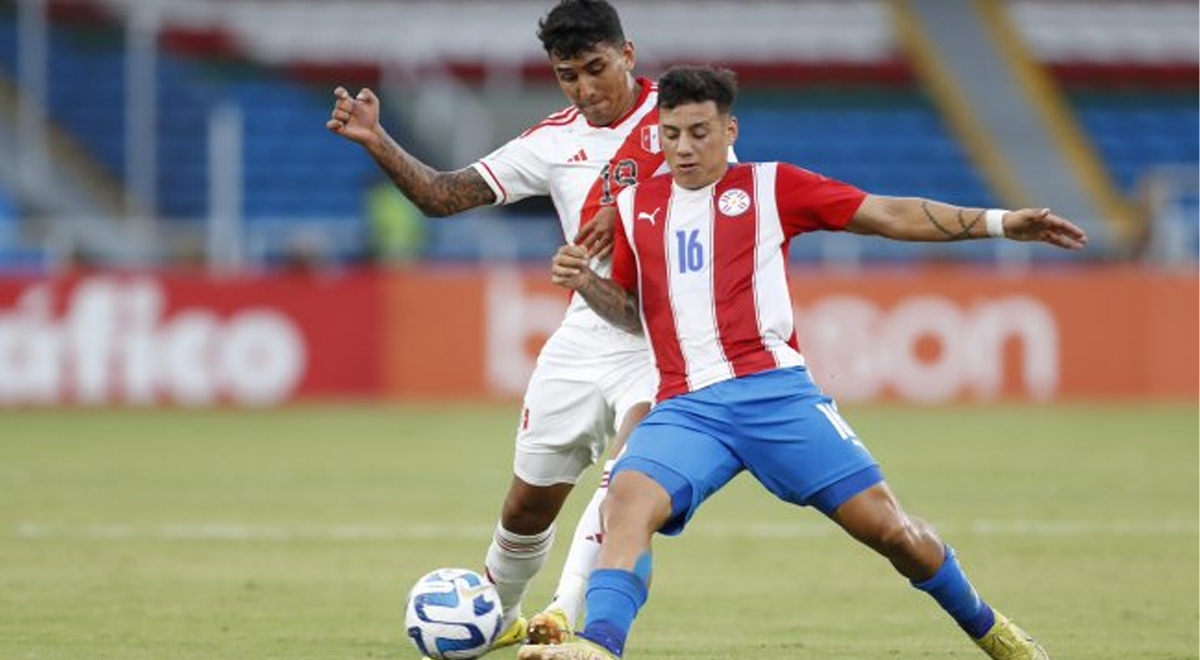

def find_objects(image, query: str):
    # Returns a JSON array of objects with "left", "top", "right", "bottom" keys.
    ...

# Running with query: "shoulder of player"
[
  {"left": 518, "top": 105, "right": 583, "bottom": 139},
  {"left": 616, "top": 171, "right": 673, "bottom": 208}
]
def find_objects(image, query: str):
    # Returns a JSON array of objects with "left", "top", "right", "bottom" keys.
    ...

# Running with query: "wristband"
[{"left": 985, "top": 209, "right": 1008, "bottom": 238}]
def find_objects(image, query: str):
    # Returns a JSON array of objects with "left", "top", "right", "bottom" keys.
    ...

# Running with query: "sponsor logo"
[
  {"left": 0, "top": 278, "right": 306, "bottom": 406},
  {"left": 796, "top": 294, "right": 1058, "bottom": 403},
  {"left": 637, "top": 208, "right": 662, "bottom": 225},
  {"left": 482, "top": 274, "right": 1061, "bottom": 403}
]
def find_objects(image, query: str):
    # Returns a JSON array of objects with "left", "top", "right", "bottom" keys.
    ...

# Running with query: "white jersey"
[{"left": 472, "top": 77, "right": 668, "bottom": 328}]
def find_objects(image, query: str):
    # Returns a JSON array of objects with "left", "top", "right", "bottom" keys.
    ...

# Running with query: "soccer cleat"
[
  {"left": 527, "top": 607, "right": 574, "bottom": 645},
  {"left": 421, "top": 616, "right": 527, "bottom": 660},
  {"left": 518, "top": 638, "right": 618, "bottom": 660},
  {"left": 974, "top": 612, "right": 1050, "bottom": 660},
  {"left": 493, "top": 615, "right": 530, "bottom": 650}
]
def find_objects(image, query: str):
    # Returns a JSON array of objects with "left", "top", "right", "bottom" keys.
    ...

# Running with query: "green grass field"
[{"left": 1, "top": 402, "right": 1196, "bottom": 659}]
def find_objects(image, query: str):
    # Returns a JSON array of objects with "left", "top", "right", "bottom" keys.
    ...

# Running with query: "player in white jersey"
[
  {"left": 326, "top": 0, "right": 664, "bottom": 652},
  {"left": 524, "top": 66, "right": 1087, "bottom": 660}
]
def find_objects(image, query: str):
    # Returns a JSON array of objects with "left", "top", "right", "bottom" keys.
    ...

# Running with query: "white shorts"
[{"left": 513, "top": 321, "right": 657, "bottom": 487}]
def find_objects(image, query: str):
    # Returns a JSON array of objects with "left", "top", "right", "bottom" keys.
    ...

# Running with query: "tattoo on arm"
[
  {"left": 372, "top": 134, "right": 496, "bottom": 216},
  {"left": 920, "top": 201, "right": 984, "bottom": 240},
  {"left": 578, "top": 276, "right": 641, "bottom": 334}
]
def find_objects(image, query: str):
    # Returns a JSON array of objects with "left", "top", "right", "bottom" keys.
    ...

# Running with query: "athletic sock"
[
  {"left": 485, "top": 523, "right": 555, "bottom": 627},
  {"left": 578, "top": 554, "right": 651, "bottom": 657},
  {"left": 911, "top": 545, "right": 996, "bottom": 639},
  {"left": 549, "top": 460, "right": 613, "bottom": 626}
]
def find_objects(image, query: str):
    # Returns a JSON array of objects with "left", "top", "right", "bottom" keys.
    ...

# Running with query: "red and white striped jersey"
[
  {"left": 473, "top": 77, "right": 668, "bottom": 328},
  {"left": 612, "top": 162, "right": 867, "bottom": 401}
]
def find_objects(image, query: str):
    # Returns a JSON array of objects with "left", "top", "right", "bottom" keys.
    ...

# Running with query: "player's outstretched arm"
[
  {"left": 326, "top": 86, "right": 495, "bottom": 217},
  {"left": 551, "top": 244, "right": 641, "bottom": 333},
  {"left": 846, "top": 195, "right": 1088, "bottom": 249}
]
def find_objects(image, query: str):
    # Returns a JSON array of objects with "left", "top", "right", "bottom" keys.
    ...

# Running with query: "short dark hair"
[
  {"left": 657, "top": 65, "right": 739, "bottom": 115},
  {"left": 537, "top": 0, "right": 626, "bottom": 60}
]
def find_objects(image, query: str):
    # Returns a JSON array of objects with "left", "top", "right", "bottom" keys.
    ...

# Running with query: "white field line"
[{"left": 7, "top": 519, "right": 1197, "bottom": 542}]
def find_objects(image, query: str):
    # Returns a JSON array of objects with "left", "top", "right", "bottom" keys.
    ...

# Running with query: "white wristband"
[{"left": 985, "top": 209, "right": 1008, "bottom": 238}]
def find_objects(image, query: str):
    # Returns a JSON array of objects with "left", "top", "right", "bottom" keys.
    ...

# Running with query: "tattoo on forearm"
[
  {"left": 578, "top": 276, "right": 641, "bottom": 333},
  {"left": 921, "top": 201, "right": 984, "bottom": 240},
  {"left": 374, "top": 136, "right": 495, "bottom": 216}
]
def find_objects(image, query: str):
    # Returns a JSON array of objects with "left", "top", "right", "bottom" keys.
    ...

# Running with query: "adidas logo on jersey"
[{"left": 567, "top": 148, "right": 588, "bottom": 163}]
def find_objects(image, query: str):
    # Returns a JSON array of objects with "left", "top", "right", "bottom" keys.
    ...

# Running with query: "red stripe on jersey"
[
  {"left": 477, "top": 160, "right": 508, "bottom": 203},
  {"left": 519, "top": 108, "right": 581, "bottom": 138},
  {"left": 611, "top": 212, "right": 638, "bottom": 294},
  {"left": 780, "top": 237, "right": 801, "bottom": 353},
  {"left": 711, "top": 164, "right": 777, "bottom": 377},
  {"left": 630, "top": 177, "right": 689, "bottom": 401},
  {"left": 578, "top": 83, "right": 664, "bottom": 229},
  {"left": 775, "top": 162, "right": 867, "bottom": 235}
]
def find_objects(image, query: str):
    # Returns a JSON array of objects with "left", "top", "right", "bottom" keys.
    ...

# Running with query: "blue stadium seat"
[
  {"left": 736, "top": 106, "right": 996, "bottom": 208},
  {"left": 1075, "top": 102, "right": 1199, "bottom": 190}
]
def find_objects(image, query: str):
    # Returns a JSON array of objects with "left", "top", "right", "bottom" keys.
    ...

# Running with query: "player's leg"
[
  {"left": 728, "top": 366, "right": 1048, "bottom": 659},
  {"left": 521, "top": 392, "right": 743, "bottom": 660},
  {"left": 488, "top": 336, "right": 612, "bottom": 650},
  {"left": 830, "top": 484, "right": 1050, "bottom": 659},
  {"left": 529, "top": 401, "right": 650, "bottom": 644},
  {"left": 531, "top": 347, "right": 657, "bottom": 642},
  {"left": 484, "top": 477, "right": 573, "bottom": 650},
  {"left": 517, "top": 469, "right": 669, "bottom": 660}
]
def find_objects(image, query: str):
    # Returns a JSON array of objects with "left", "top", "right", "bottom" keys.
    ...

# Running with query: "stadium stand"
[{"left": 0, "top": 0, "right": 1193, "bottom": 267}]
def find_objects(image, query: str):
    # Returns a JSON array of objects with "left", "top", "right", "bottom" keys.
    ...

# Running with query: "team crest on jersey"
[
  {"left": 640, "top": 125, "right": 661, "bottom": 154},
  {"left": 718, "top": 188, "right": 751, "bottom": 216}
]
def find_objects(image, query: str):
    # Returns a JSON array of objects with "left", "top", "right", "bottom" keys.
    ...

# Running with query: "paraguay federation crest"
[{"left": 718, "top": 188, "right": 751, "bottom": 216}]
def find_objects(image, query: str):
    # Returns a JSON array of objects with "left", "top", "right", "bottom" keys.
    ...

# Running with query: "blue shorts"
[{"left": 612, "top": 366, "right": 883, "bottom": 535}]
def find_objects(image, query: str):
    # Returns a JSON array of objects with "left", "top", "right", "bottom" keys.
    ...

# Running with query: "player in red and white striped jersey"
[
  {"left": 327, "top": 1, "right": 672, "bottom": 652},
  {"left": 529, "top": 66, "right": 1086, "bottom": 660}
]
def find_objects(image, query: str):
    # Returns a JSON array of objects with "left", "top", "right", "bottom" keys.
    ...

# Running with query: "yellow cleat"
[
  {"left": 421, "top": 615, "right": 527, "bottom": 660},
  {"left": 975, "top": 612, "right": 1050, "bottom": 660},
  {"left": 518, "top": 638, "right": 617, "bottom": 660},
  {"left": 493, "top": 615, "right": 530, "bottom": 650},
  {"left": 527, "top": 607, "right": 574, "bottom": 645}
]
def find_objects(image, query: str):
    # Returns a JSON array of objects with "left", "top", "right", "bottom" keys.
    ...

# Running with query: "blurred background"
[
  {"left": 0, "top": 4, "right": 1195, "bottom": 658},
  {"left": 0, "top": 0, "right": 1195, "bottom": 406}
]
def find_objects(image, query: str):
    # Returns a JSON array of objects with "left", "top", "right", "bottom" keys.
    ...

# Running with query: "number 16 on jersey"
[{"left": 675, "top": 229, "right": 705, "bottom": 274}]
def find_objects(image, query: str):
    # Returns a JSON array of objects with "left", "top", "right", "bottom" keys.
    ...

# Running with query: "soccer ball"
[{"left": 404, "top": 568, "right": 503, "bottom": 659}]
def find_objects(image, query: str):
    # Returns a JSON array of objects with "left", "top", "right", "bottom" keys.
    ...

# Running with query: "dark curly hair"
[
  {"left": 537, "top": 0, "right": 626, "bottom": 60},
  {"left": 657, "top": 65, "right": 739, "bottom": 114}
]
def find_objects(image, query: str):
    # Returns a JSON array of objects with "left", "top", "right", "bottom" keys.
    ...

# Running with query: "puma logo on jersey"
[{"left": 637, "top": 208, "right": 662, "bottom": 225}]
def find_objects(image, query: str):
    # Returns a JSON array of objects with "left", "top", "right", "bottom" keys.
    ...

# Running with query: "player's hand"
[
  {"left": 551, "top": 244, "right": 593, "bottom": 290},
  {"left": 1002, "top": 208, "right": 1088, "bottom": 249},
  {"left": 326, "top": 86, "right": 381, "bottom": 146},
  {"left": 575, "top": 206, "right": 617, "bottom": 259}
]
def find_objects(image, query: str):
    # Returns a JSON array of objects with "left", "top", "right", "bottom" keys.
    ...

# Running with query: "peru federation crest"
[{"left": 640, "top": 125, "right": 661, "bottom": 154}]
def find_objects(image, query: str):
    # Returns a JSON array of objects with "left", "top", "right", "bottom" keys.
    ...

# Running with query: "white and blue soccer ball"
[{"left": 404, "top": 568, "right": 503, "bottom": 660}]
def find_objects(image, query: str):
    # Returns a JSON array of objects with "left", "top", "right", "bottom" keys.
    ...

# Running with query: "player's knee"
[
  {"left": 500, "top": 481, "right": 571, "bottom": 534},
  {"left": 603, "top": 472, "right": 671, "bottom": 534},
  {"left": 500, "top": 501, "right": 554, "bottom": 535},
  {"left": 876, "top": 515, "right": 937, "bottom": 559}
]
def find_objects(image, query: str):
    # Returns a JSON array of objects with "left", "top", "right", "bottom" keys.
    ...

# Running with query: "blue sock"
[
  {"left": 578, "top": 554, "right": 652, "bottom": 657},
  {"left": 911, "top": 545, "right": 996, "bottom": 639}
]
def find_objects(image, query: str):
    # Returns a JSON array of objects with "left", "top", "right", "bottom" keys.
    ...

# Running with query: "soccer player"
[
  {"left": 327, "top": 0, "right": 668, "bottom": 652},
  {"left": 522, "top": 65, "right": 1086, "bottom": 660}
]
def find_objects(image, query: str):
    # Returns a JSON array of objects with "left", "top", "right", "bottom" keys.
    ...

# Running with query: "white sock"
[
  {"left": 485, "top": 522, "right": 555, "bottom": 627},
  {"left": 549, "top": 459, "right": 613, "bottom": 628}
]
